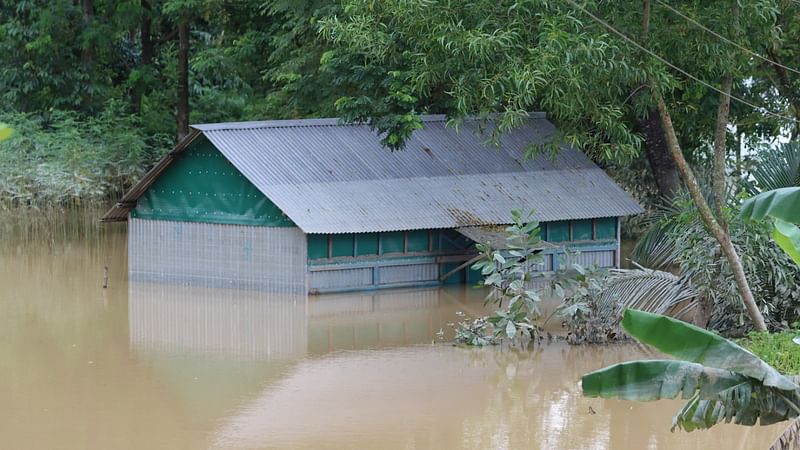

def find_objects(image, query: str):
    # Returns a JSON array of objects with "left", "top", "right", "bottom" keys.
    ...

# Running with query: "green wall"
[
  {"left": 307, "top": 220, "right": 619, "bottom": 262},
  {"left": 308, "top": 229, "right": 471, "bottom": 260},
  {"left": 132, "top": 138, "right": 294, "bottom": 227}
]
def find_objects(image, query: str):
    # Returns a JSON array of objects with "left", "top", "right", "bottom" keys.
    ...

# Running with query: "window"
[
  {"left": 406, "top": 230, "right": 429, "bottom": 252},
  {"left": 356, "top": 233, "right": 379, "bottom": 256},
  {"left": 595, "top": 217, "right": 617, "bottom": 240},
  {"left": 547, "top": 221, "right": 569, "bottom": 242},
  {"left": 331, "top": 234, "right": 355, "bottom": 258},
  {"left": 380, "top": 231, "right": 405, "bottom": 254},
  {"left": 308, "top": 234, "right": 329, "bottom": 259},
  {"left": 572, "top": 220, "right": 593, "bottom": 241}
]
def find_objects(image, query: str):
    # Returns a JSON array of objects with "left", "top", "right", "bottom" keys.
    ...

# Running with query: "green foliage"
[
  {"left": 452, "top": 316, "right": 494, "bottom": 346},
  {"left": 553, "top": 262, "right": 620, "bottom": 344},
  {"left": 321, "top": 0, "right": 794, "bottom": 165},
  {"left": 621, "top": 309, "right": 795, "bottom": 389},
  {"left": 633, "top": 191, "right": 800, "bottom": 331},
  {"left": 750, "top": 143, "right": 800, "bottom": 193},
  {"left": 459, "top": 211, "right": 707, "bottom": 345},
  {"left": 463, "top": 209, "right": 545, "bottom": 344},
  {"left": 742, "top": 330, "right": 800, "bottom": 376},
  {"left": 741, "top": 187, "right": 800, "bottom": 265},
  {"left": 0, "top": 106, "right": 167, "bottom": 204},
  {"left": 320, "top": 0, "right": 648, "bottom": 159},
  {"left": 0, "top": 0, "right": 351, "bottom": 200},
  {"left": 583, "top": 309, "right": 800, "bottom": 431}
]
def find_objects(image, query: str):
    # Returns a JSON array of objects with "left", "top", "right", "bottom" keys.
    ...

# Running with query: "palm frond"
[
  {"left": 752, "top": 142, "right": 800, "bottom": 193},
  {"left": 596, "top": 269, "right": 701, "bottom": 322},
  {"left": 630, "top": 222, "right": 681, "bottom": 270}
]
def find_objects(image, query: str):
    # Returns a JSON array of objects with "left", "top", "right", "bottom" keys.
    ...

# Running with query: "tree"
[{"left": 320, "top": 0, "right": 791, "bottom": 330}]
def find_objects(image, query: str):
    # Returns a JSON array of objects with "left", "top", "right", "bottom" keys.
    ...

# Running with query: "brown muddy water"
[{"left": 0, "top": 227, "right": 787, "bottom": 449}]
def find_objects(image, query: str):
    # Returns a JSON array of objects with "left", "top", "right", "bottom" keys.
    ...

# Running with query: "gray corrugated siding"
[
  {"left": 574, "top": 250, "right": 616, "bottom": 268},
  {"left": 196, "top": 116, "right": 642, "bottom": 233},
  {"left": 309, "top": 267, "right": 373, "bottom": 290},
  {"left": 128, "top": 281, "right": 307, "bottom": 360},
  {"left": 128, "top": 217, "right": 307, "bottom": 293},
  {"left": 308, "top": 258, "right": 447, "bottom": 293},
  {"left": 378, "top": 263, "right": 439, "bottom": 284}
]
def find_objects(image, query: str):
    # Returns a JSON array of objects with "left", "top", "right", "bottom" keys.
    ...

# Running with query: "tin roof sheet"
[{"left": 102, "top": 114, "right": 643, "bottom": 231}]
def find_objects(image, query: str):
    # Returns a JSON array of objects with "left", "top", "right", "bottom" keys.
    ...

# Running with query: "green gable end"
[{"left": 132, "top": 137, "right": 294, "bottom": 227}]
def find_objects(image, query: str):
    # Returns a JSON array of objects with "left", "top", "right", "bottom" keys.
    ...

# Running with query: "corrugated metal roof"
[{"left": 102, "top": 114, "right": 643, "bottom": 231}]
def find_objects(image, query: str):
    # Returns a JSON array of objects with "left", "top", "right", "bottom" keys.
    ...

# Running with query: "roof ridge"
[{"left": 191, "top": 112, "right": 548, "bottom": 132}]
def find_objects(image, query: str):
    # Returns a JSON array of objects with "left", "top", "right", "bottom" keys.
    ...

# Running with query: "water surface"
[{"left": 0, "top": 230, "right": 786, "bottom": 449}]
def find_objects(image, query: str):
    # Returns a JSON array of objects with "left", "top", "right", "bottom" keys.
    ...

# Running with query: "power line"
[
  {"left": 562, "top": 0, "right": 800, "bottom": 124},
  {"left": 655, "top": 0, "right": 800, "bottom": 76}
]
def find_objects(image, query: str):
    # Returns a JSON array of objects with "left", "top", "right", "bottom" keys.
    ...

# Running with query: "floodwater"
[{"left": 0, "top": 228, "right": 787, "bottom": 449}]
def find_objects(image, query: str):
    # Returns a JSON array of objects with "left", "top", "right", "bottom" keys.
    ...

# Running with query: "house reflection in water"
[
  {"left": 128, "top": 282, "right": 488, "bottom": 361},
  {"left": 128, "top": 282, "right": 308, "bottom": 361}
]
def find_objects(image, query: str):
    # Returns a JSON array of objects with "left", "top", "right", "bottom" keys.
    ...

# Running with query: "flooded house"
[{"left": 101, "top": 114, "right": 642, "bottom": 294}]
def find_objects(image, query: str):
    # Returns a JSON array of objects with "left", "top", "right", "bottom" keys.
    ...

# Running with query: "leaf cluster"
[
  {"left": 465, "top": 209, "right": 545, "bottom": 343},
  {"left": 583, "top": 309, "right": 800, "bottom": 431}
]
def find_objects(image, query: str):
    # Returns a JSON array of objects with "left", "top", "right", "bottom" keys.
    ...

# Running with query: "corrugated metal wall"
[
  {"left": 573, "top": 250, "right": 616, "bottom": 268},
  {"left": 309, "top": 267, "right": 374, "bottom": 291},
  {"left": 128, "top": 218, "right": 307, "bottom": 293},
  {"left": 128, "top": 282, "right": 307, "bottom": 360},
  {"left": 308, "top": 258, "right": 444, "bottom": 293}
]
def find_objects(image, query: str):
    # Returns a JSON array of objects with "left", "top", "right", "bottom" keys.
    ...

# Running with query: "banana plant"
[
  {"left": 741, "top": 187, "right": 800, "bottom": 265},
  {"left": 582, "top": 309, "right": 800, "bottom": 433}
]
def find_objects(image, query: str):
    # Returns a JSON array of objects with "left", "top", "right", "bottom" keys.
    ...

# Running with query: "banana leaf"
[
  {"left": 740, "top": 187, "right": 800, "bottom": 224},
  {"left": 774, "top": 219, "right": 800, "bottom": 265},
  {"left": 582, "top": 360, "right": 747, "bottom": 401},
  {"left": 621, "top": 310, "right": 798, "bottom": 391},
  {"left": 673, "top": 383, "right": 800, "bottom": 431},
  {"left": 583, "top": 359, "right": 800, "bottom": 431}
]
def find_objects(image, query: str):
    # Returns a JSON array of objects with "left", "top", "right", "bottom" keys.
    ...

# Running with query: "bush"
[
  {"left": 741, "top": 330, "right": 800, "bottom": 375},
  {"left": 0, "top": 104, "right": 170, "bottom": 205}
]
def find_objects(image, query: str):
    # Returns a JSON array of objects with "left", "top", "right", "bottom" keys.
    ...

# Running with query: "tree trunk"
[
  {"left": 712, "top": 76, "right": 732, "bottom": 230},
  {"left": 132, "top": 0, "right": 154, "bottom": 114},
  {"left": 651, "top": 83, "right": 767, "bottom": 331},
  {"left": 637, "top": 109, "right": 682, "bottom": 199},
  {"left": 141, "top": 0, "right": 154, "bottom": 66},
  {"left": 176, "top": 19, "right": 190, "bottom": 141},
  {"left": 81, "top": 0, "right": 94, "bottom": 64},
  {"left": 638, "top": 0, "right": 680, "bottom": 201}
]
